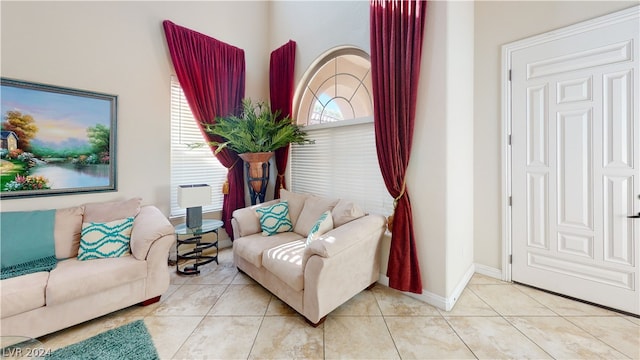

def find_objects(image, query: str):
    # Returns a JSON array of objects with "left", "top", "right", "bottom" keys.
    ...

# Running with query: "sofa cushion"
[
  {"left": 280, "top": 189, "right": 309, "bottom": 225},
  {"left": 83, "top": 197, "right": 141, "bottom": 223},
  {"left": 294, "top": 196, "right": 339, "bottom": 236},
  {"left": 306, "top": 211, "right": 333, "bottom": 245},
  {"left": 77, "top": 217, "right": 134, "bottom": 260},
  {"left": 54, "top": 206, "right": 85, "bottom": 259},
  {"left": 0, "top": 272, "right": 49, "bottom": 318},
  {"left": 233, "top": 232, "right": 303, "bottom": 268},
  {"left": 46, "top": 256, "right": 147, "bottom": 305},
  {"left": 262, "top": 240, "right": 306, "bottom": 292},
  {"left": 331, "top": 199, "right": 366, "bottom": 227},
  {"left": 256, "top": 201, "right": 294, "bottom": 236}
]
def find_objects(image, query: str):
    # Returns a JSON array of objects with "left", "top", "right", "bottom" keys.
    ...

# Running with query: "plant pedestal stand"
[{"left": 239, "top": 152, "right": 273, "bottom": 205}]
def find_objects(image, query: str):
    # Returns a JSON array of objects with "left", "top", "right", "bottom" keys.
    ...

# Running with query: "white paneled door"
[{"left": 510, "top": 7, "right": 639, "bottom": 315}]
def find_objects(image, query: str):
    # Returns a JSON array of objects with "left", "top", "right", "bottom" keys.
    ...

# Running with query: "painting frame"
[{"left": 0, "top": 78, "right": 117, "bottom": 199}]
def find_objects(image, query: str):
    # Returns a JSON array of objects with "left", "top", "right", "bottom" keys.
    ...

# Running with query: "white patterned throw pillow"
[
  {"left": 78, "top": 217, "right": 134, "bottom": 260},
  {"left": 306, "top": 210, "right": 333, "bottom": 246},
  {"left": 256, "top": 201, "right": 294, "bottom": 236}
]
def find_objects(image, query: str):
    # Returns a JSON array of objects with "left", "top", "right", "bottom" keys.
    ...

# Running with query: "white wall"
[
  {"left": 409, "top": 0, "right": 475, "bottom": 303},
  {"left": 268, "top": 1, "right": 371, "bottom": 88},
  {"left": 445, "top": 1, "right": 475, "bottom": 297},
  {"left": 473, "top": 0, "right": 638, "bottom": 271},
  {"left": 410, "top": 0, "right": 449, "bottom": 297},
  {"left": 0, "top": 1, "right": 269, "bottom": 217}
]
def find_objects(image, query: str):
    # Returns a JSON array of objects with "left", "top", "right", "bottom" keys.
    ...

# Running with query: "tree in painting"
[{"left": 2, "top": 110, "right": 38, "bottom": 151}]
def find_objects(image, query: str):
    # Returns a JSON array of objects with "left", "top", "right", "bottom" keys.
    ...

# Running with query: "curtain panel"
[
  {"left": 269, "top": 40, "right": 297, "bottom": 199},
  {"left": 162, "top": 20, "right": 246, "bottom": 235},
  {"left": 370, "top": 0, "right": 427, "bottom": 294}
]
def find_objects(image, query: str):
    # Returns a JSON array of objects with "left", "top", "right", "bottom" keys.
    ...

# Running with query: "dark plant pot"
[{"left": 238, "top": 152, "right": 274, "bottom": 193}]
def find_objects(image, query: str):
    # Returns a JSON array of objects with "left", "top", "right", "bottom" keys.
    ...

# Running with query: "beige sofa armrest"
[
  {"left": 143, "top": 232, "right": 174, "bottom": 299},
  {"left": 130, "top": 205, "right": 175, "bottom": 260},
  {"left": 231, "top": 218, "right": 241, "bottom": 240},
  {"left": 302, "top": 214, "right": 386, "bottom": 323},
  {"left": 306, "top": 214, "right": 386, "bottom": 258},
  {"left": 232, "top": 199, "right": 280, "bottom": 238}
]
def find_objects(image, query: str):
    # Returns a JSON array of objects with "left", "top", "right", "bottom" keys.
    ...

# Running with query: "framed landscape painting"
[{"left": 0, "top": 78, "right": 117, "bottom": 198}]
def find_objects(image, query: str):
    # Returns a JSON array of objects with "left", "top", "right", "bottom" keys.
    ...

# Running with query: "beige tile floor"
[{"left": 39, "top": 248, "right": 640, "bottom": 359}]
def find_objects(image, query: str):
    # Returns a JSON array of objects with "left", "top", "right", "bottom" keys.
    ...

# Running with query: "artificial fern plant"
[{"left": 203, "top": 98, "right": 311, "bottom": 154}]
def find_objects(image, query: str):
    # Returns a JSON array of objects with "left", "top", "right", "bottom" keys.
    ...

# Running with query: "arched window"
[
  {"left": 290, "top": 47, "right": 392, "bottom": 215},
  {"left": 296, "top": 48, "right": 373, "bottom": 125}
]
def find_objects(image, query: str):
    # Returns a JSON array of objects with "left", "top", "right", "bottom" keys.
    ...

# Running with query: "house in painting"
[{"left": 1, "top": 131, "right": 18, "bottom": 152}]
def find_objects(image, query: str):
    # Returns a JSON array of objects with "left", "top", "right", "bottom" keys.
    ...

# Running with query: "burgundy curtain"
[
  {"left": 163, "top": 20, "right": 245, "bottom": 236},
  {"left": 370, "top": 0, "right": 426, "bottom": 294},
  {"left": 269, "top": 40, "right": 297, "bottom": 199}
]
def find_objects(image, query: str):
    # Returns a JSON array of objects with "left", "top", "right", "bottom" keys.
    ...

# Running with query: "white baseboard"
[
  {"left": 473, "top": 263, "right": 503, "bottom": 281},
  {"left": 446, "top": 264, "right": 475, "bottom": 311},
  {"left": 377, "top": 263, "right": 475, "bottom": 311}
]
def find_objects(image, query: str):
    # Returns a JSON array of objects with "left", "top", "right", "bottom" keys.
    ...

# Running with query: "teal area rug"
[{"left": 46, "top": 320, "right": 159, "bottom": 360}]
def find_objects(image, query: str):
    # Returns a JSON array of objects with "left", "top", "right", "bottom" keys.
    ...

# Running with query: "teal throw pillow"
[
  {"left": 78, "top": 217, "right": 134, "bottom": 260},
  {"left": 306, "top": 210, "right": 333, "bottom": 246},
  {"left": 256, "top": 201, "right": 294, "bottom": 236}
]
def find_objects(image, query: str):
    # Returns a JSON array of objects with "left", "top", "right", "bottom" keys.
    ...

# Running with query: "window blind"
[
  {"left": 290, "top": 118, "right": 393, "bottom": 216},
  {"left": 170, "top": 76, "right": 226, "bottom": 217}
]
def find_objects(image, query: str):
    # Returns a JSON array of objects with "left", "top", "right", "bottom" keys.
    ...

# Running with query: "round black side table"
[{"left": 174, "top": 219, "right": 223, "bottom": 275}]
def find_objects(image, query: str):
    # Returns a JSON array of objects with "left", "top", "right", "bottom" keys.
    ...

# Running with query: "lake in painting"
[{"left": 30, "top": 163, "right": 110, "bottom": 189}]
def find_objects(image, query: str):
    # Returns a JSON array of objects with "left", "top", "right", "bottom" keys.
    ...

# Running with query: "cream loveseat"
[
  {"left": 0, "top": 198, "right": 174, "bottom": 339},
  {"left": 232, "top": 190, "right": 386, "bottom": 326}
]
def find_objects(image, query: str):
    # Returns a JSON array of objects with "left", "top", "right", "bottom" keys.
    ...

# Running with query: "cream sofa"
[
  {"left": 0, "top": 198, "right": 175, "bottom": 339},
  {"left": 232, "top": 190, "right": 386, "bottom": 326}
]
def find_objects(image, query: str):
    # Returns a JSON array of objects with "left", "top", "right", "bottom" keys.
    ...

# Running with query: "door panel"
[
  {"left": 557, "top": 109, "right": 593, "bottom": 230},
  {"left": 604, "top": 175, "right": 633, "bottom": 265},
  {"left": 603, "top": 70, "right": 633, "bottom": 169},
  {"left": 511, "top": 10, "right": 639, "bottom": 315}
]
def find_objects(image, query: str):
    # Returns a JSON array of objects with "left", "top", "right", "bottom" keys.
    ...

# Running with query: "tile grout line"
[
  {"left": 167, "top": 264, "right": 235, "bottom": 359},
  {"left": 372, "top": 287, "right": 403, "bottom": 359},
  {"left": 468, "top": 283, "right": 557, "bottom": 359},
  {"left": 166, "top": 315, "right": 206, "bottom": 360},
  {"left": 157, "top": 280, "right": 191, "bottom": 360},
  {"left": 495, "top": 284, "right": 558, "bottom": 359},
  {"left": 244, "top": 292, "right": 271, "bottom": 360},
  {"left": 561, "top": 316, "right": 634, "bottom": 359},
  {"left": 502, "top": 282, "right": 627, "bottom": 358},
  {"left": 165, "top": 257, "right": 245, "bottom": 359},
  {"left": 440, "top": 316, "right": 480, "bottom": 359},
  {"left": 446, "top": 282, "right": 501, "bottom": 359}
]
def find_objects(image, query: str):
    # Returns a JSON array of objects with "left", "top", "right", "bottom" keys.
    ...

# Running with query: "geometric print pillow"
[
  {"left": 306, "top": 210, "right": 333, "bottom": 246},
  {"left": 255, "top": 201, "right": 294, "bottom": 236},
  {"left": 77, "top": 217, "right": 134, "bottom": 261}
]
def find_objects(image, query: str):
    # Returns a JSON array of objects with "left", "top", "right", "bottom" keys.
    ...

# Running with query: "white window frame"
[{"left": 170, "top": 76, "right": 226, "bottom": 218}]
